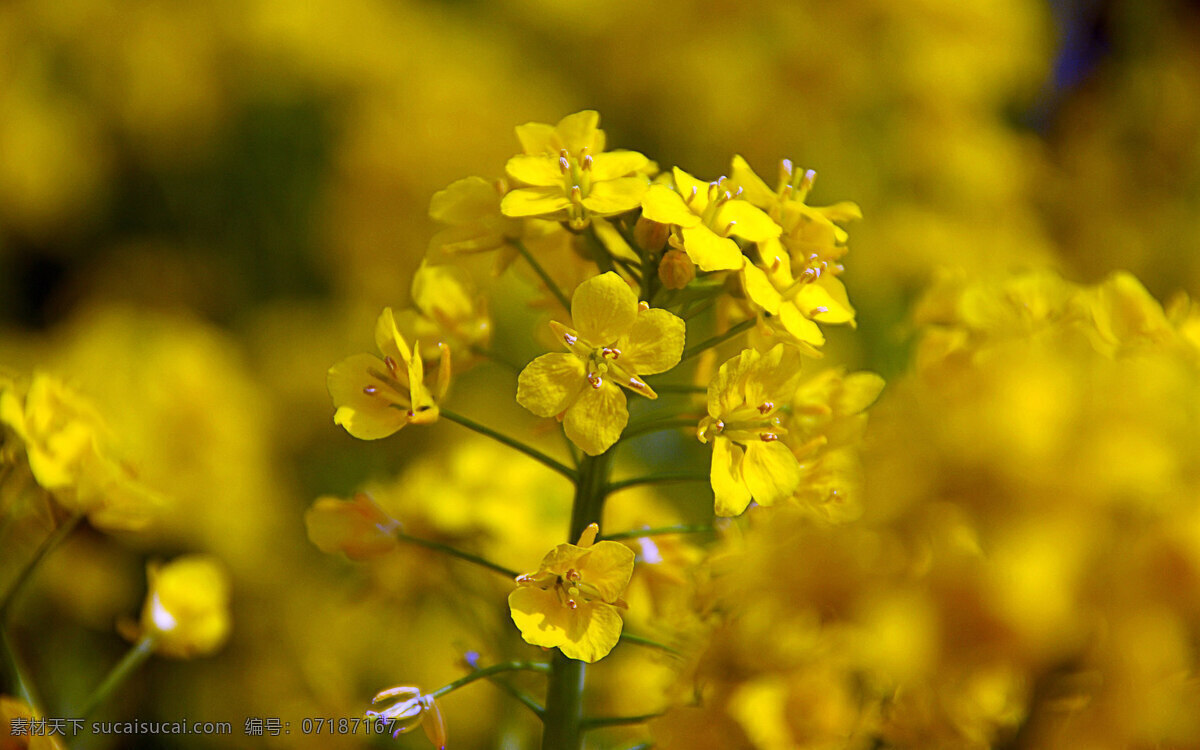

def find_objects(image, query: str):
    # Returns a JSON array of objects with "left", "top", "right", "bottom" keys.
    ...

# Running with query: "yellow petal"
[
  {"left": 501, "top": 187, "right": 571, "bottom": 218},
  {"left": 427, "top": 222, "right": 507, "bottom": 255},
  {"left": 616, "top": 308, "right": 685, "bottom": 375},
  {"left": 428, "top": 176, "right": 500, "bottom": 223},
  {"left": 590, "top": 150, "right": 649, "bottom": 180},
  {"left": 558, "top": 602, "right": 624, "bottom": 663},
  {"left": 719, "top": 200, "right": 781, "bottom": 242},
  {"left": 706, "top": 348, "right": 760, "bottom": 419},
  {"left": 564, "top": 382, "right": 627, "bottom": 456},
  {"left": 506, "top": 154, "right": 562, "bottom": 187},
  {"left": 729, "top": 155, "right": 776, "bottom": 209},
  {"left": 680, "top": 225, "right": 745, "bottom": 272},
  {"left": 374, "top": 308, "right": 412, "bottom": 365},
  {"left": 793, "top": 277, "right": 856, "bottom": 325},
  {"left": 516, "top": 353, "right": 585, "bottom": 418},
  {"left": 671, "top": 167, "right": 710, "bottom": 212},
  {"left": 571, "top": 272, "right": 638, "bottom": 344},
  {"left": 778, "top": 302, "right": 827, "bottom": 347},
  {"left": 711, "top": 437, "right": 752, "bottom": 517},
  {"left": 328, "top": 354, "right": 410, "bottom": 440},
  {"left": 515, "top": 121, "right": 559, "bottom": 155},
  {"left": 838, "top": 372, "right": 886, "bottom": 414},
  {"left": 582, "top": 177, "right": 648, "bottom": 216},
  {"left": 641, "top": 184, "right": 701, "bottom": 228},
  {"left": 742, "top": 263, "right": 782, "bottom": 314},
  {"left": 508, "top": 586, "right": 570, "bottom": 649},
  {"left": 412, "top": 264, "right": 474, "bottom": 323},
  {"left": 742, "top": 440, "right": 802, "bottom": 506},
  {"left": 579, "top": 540, "right": 636, "bottom": 602},
  {"left": 555, "top": 110, "right": 602, "bottom": 154}
]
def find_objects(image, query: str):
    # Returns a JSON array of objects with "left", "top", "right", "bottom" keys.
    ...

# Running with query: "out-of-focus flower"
[
  {"left": 0, "top": 695, "right": 68, "bottom": 750},
  {"left": 0, "top": 372, "right": 162, "bottom": 531},
  {"left": 508, "top": 523, "right": 635, "bottom": 663},
  {"left": 128, "top": 555, "right": 231, "bottom": 659},
  {"left": 641, "top": 168, "right": 779, "bottom": 272},
  {"left": 327, "top": 308, "right": 450, "bottom": 440},
  {"left": 305, "top": 492, "right": 400, "bottom": 561},
  {"left": 428, "top": 176, "right": 525, "bottom": 255},
  {"left": 516, "top": 272, "right": 684, "bottom": 455},
  {"left": 366, "top": 685, "right": 446, "bottom": 749},
  {"left": 698, "top": 346, "right": 804, "bottom": 516},
  {"left": 500, "top": 110, "right": 650, "bottom": 230}
]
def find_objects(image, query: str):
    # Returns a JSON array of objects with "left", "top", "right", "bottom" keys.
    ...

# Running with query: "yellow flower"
[
  {"left": 327, "top": 308, "right": 450, "bottom": 440},
  {"left": 366, "top": 686, "right": 446, "bottom": 749},
  {"left": 699, "top": 346, "right": 804, "bottom": 517},
  {"left": 400, "top": 262, "right": 491, "bottom": 364},
  {"left": 0, "top": 373, "right": 162, "bottom": 530},
  {"left": 516, "top": 272, "right": 685, "bottom": 455},
  {"left": 1, "top": 695, "right": 68, "bottom": 750},
  {"left": 133, "top": 555, "right": 231, "bottom": 659},
  {"left": 500, "top": 110, "right": 650, "bottom": 230},
  {"left": 508, "top": 523, "right": 635, "bottom": 663},
  {"left": 640, "top": 167, "right": 780, "bottom": 272},
  {"left": 427, "top": 175, "right": 523, "bottom": 255},
  {"left": 305, "top": 492, "right": 400, "bottom": 561}
]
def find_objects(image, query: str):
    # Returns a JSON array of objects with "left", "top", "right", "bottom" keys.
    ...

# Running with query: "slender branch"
[
  {"left": 680, "top": 318, "right": 756, "bottom": 362},
  {"left": 604, "top": 473, "right": 709, "bottom": 495},
  {"left": 619, "top": 418, "right": 699, "bottom": 442},
  {"left": 440, "top": 409, "right": 577, "bottom": 480},
  {"left": 645, "top": 383, "right": 706, "bottom": 394},
  {"left": 618, "top": 632, "right": 681, "bottom": 656},
  {"left": 486, "top": 677, "right": 544, "bottom": 718},
  {"left": 511, "top": 238, "right": 571, "bottom": 311},
  {"left": 582, "top": 711, "right": 665, "bottom": 729},
  {"left": 599, "top": 524, "right": 714, "bottom": 542},
  {"left": 469, "top": 345, "right": 521, "bottom": 372},
  {"left": 394, "top": 530, "right": 519, "bottom": 579},
  {"left": 428, "top": 661, "right": 551, "bottom": 700},
  {"left": 0, "top": 512, "right": 84, "bottom": 623},
  {"left": 78, "top": 636, "right": 157, "bottom": 719},
  {"left": 1, "top": 627, "right": 40, "bottom": 709}
]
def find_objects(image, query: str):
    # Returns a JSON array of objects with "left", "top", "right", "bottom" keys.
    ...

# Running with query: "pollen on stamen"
[
  {"left": 810, "top": 306, "right": 829, "bottom": 316},
  {"left": 383, "top": 356, "right": 399, "bottom": 377},
  {"left": 587, "top": 372, "right": 603, "bottom": 389},
  {"left": 570, "top": 185, "right": 583, "bottom": 202},
  {"left": 723, "top": 220, "right": 737, "bottom": 236},
  {"left": 582, "top": 153, "right": 593, "bottom": 171},
  {"left": 563, "top": 332, "right": 578, "bottom": 345},
  {"left": 363, "top": 385, "right": 378, "bottom": 395},
  {"left": 558, "top": 150, "right": 570, "bottom": 174},
  {"left": 602, "top": 347, "right": 621, "bottom": 359},
  {"left": 686, "top": 185, "right": 699, "bottom": 206},
  {"left": 758, "top": 401, "right": 774, "bottom": 415},
  {"left": 760, "top": 432, "right": 779, "bottom": 442}
]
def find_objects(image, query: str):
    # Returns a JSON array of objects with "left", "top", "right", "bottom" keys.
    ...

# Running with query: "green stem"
[
  {"left": 0, "top": 512, "right": 84, "bottom": 623},
  {"left": 582, "top": 711, "right": 665, "bottom": 729},
  {"left": 440, "top": 409, "right": 577, "bottom": 481},
  {"left": 645, "top": 383, "right": 706, "bottom": 394},
  {"left": 428, "top": 661, "right": 550, "bottom": 699},
  {"left": 619, "top": 417, "right": 698, "bottom": 442},
  {"left": 582, "top": 227, "right": 615, "bottom": 274},
  {"left": 604, "top": 473, "right": 709, "bottom": 495},
  {"left": 599, "top": 524, "right": 714, "bottom": 542},
  {"left": 78, "top": 636, "right": 157, "bottom": 719},
  {"left": 618, "top": 632, "right": 681, "bottom": 656},
  {"left": 1, "top": 627, "right": 40, "bottom": 708},
  {"left": 511, "top": 239, "right": 571, "bottom": 312},
  {"left": 394, "top": 530, "right": 519, "bottom": 579},
  {"left": 680, "top": 318, "right": 756, "bottom": 362},
  {"left": 541, "top": 449, "right": 614, "bottom": 750}
]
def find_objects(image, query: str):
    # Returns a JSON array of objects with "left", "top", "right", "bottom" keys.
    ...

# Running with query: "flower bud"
[
  {"left": 137, "top": 555, "right": 231, "bottom": 659},
  {"left": 633, "top": 216, "right": 669, "bottom": 253},
  {"left": 658, "top": 249, "right": 696, "bottom": 290}
]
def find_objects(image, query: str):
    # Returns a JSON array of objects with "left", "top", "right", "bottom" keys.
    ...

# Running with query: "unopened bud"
[
  {"left": 658, "top": 249, "right": 695, "bottom": 290},
  {"left": 633, "top": 217, "right": 669, "bottom": 253}
]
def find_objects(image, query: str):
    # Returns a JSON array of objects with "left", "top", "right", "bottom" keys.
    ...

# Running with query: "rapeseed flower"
[
  {"left": 500, "top": 110, "right": 650, "bottom": 230},
  {"left": 305, "top": 492, "right": 400, "bottom": 561},
  {"left": 699, "top": 346, "right": 804, "bottom": 516},
  {"left": 327, "top": 308, "right": 449, "bottom": 440},
  {"left": 516, "top": 272, "right": 684, "bottom": 455},
  {"left": 641, "top": 167, "right": 780, "bottom": 272},
  {"left": 508, "top": 523, "right": 635, "bottom": 663}
]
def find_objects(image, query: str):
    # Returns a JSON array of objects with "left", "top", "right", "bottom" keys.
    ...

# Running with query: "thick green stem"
[
  {"left": 440, "top": 409, "right": 577, "bottom": 481},
  {"left": 541, "top": 449, "right": 614, "bottom": 750},
  {"left": 77, "top": 636, "right": 157, "bottom": 719}
]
